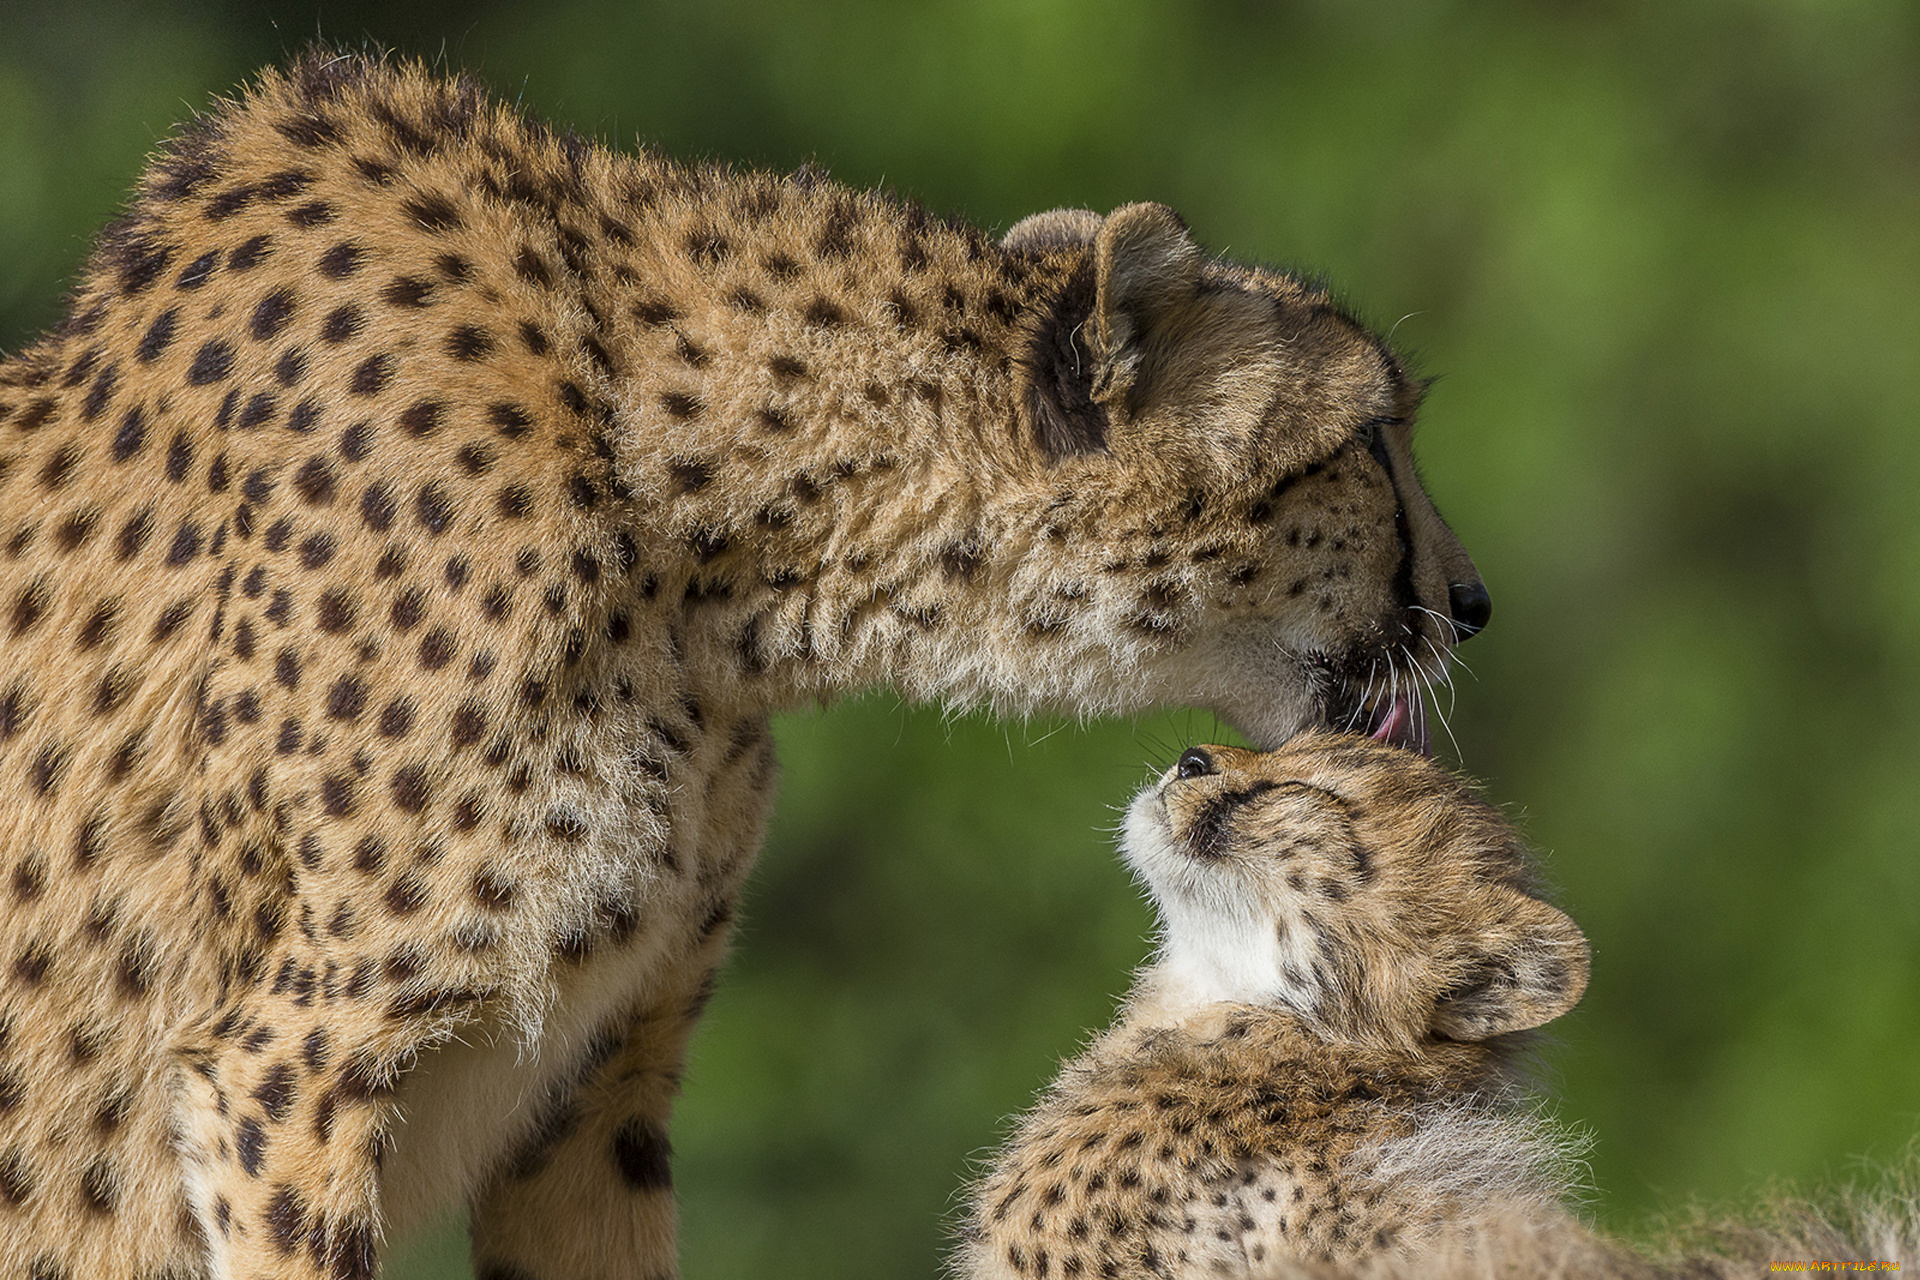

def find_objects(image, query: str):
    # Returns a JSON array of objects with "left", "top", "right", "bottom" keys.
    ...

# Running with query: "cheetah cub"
[{"left": 958, "top": 733, "right": 1589, "bottom": 1280}]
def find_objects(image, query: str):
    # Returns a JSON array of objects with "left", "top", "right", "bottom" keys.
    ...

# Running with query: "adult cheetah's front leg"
[
  {"left": 467, "top": 712, "right": 774, "bottom": 1278},
  {"left": 466, "top": 965, "right": 709, "bottom": 1278},
  {"left": 176, "top": 998, "right": 401, "bottom": 1280}
]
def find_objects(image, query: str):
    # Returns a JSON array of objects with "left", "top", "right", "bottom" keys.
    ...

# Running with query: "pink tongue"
[{"left": 1368, "top": 692, "right": 1432, "bottom": 757}]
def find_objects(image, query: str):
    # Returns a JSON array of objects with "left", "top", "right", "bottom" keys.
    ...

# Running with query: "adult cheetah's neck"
[
  {"left": 574, "top": 161, "right": 1086, "bottom": 706},
  {"left": 577, "top": 152, "right": 1065, "bottom": 559}
]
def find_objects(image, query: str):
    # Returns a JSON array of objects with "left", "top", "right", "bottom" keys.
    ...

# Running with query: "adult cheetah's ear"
[
  {"left": 1089, "top": 202, "right": 1204, "bottom": 412},
  {"left": 1430, "top": 895, "right": 1590, "bottom": 1041},
  {"left": 1001, "top": 207, "right": 1103, "bottom": 255}
]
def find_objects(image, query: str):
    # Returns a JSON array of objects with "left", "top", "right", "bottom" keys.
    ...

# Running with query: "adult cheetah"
[{"left": 0, "top": 52, "right": 1489, "bottom": 1279}]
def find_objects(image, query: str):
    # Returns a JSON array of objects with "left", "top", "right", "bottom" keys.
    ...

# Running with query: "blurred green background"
[{"left": 3, "top": 1, "right": 1915, "bottom": 1273}]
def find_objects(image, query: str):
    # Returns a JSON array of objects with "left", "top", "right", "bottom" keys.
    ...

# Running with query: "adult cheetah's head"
[
  {"left": 1121, "top": 735, "right": 1587, "bottom": 1055},
  {"left": 996, "top": 206, "right": 1491, "bottom": 751}
]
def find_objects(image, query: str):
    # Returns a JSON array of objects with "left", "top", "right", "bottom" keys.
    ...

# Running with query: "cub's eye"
[{"left": 1175, "top": 748, "right": 1215, "bottom": 779}]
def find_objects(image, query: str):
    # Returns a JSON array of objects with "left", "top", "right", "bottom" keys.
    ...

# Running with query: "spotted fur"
[
  {"left": 957, "top": 735, "right": 1589, "bottom": 1279},
  {"left": 0, "top": 51, "right": 1488, "bottom": 1279},
  {"left": 1205, "top": 1172, "right": 1920, "bottom": 1279}
]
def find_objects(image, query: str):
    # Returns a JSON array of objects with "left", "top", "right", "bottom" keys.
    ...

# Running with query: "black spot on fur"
[
  {"left": 610, "top": 1117, "right": 673, "bottom": 1191},
  {"left": 80, "top": 1158, "right": 117, "bottom": 1214},
  {"left": 229, "top": 234, "right": 273, "bottom": 271},
  {"left": 383, "top": 276, "right": 434, "bottom": 308},
  {"left": 447, "top": 325, "right": 493, "bottom": 361},
  {"left": 403, "top": 192, "right": 464, "bottom": 233},
  {"left": 349, "top": 354, "right": 393, "bottom": 396},
  {"left": 114, "top": 238, "right": 175, "bottom": 295},
  {"left": 1184, "top": 781, "right": 1283, "bottom": 860},
  {"left": 320, "top": 304, "right": 363, "bottom": 344},
  {"left": 236, "top": 1117, "right": 266, "bottom": 1175},
  {"left": 187, "top": 340, "right": 235, "bottom": 385},
  {"left": 318, "top": 242, "right": 363, "bottom": 278},
  {"left": 266, "top": 1183, "right": 306, "bottom": 1248},
  {"left": 136, "top": 308, "right": 178, "bottom": 362},
  {"left": 251, "top": 289, "right": 296, "bottom": 341},
  {"left": 278, "top": 111, "right": 342, "bottom": 149},
  {"left": 253, "top": 1063, "right": 297, "bottom": 1122},
  {"left": 176, "top": 250, "right": 219, "bottom": 290}
]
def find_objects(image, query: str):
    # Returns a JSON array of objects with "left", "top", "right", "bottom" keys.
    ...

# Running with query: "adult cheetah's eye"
[
  {"left": 1176, "top": 748, "right": 1215, "bottom": 779},
  {"left": 1358, "top": 416, "right": 1395, "bottom": 473}
]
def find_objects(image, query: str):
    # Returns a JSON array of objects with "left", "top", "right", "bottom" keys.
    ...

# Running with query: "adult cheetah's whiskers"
[
  {"left": 1411, "top": 602, "right": 1467, "bottom": 651},
  {"left": 1410, "top": 645, "right": 1463, "bottom": 761},
  {"left": 1421, "top": 635, "right": 1465, "bottom": 722},
  {"left": 1343, "top": 658, "right": 1380, "bottom": 734}
]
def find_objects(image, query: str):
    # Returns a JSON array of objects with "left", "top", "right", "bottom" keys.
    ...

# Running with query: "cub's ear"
[
  {"left": 1090, "top": 202, "right": 1203, "bottom": 411},
  {"left": 1430, "top": 895, "right": 1589, "bottom": 1041},
  {"left": 1001, "top": 207, "right": 1103, "bottom": 254}
]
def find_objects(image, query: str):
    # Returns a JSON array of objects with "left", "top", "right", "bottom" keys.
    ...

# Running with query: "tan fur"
[
  {"left": 0, "top": 52, "right": 1488, "bottom": 1279},
  {"left": 956, "top": 734, "right": 1589, "bottom": 1279}
]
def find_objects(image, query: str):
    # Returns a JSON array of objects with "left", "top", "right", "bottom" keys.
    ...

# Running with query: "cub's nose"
[
  {"left": 1175, "top": 747, "right": 1216, "bottom": 779},
  {"left": 1447, "top": 579, "right": 1492, "bottom": 640}
]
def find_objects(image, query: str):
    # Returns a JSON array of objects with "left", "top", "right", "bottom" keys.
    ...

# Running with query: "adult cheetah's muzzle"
[{"left": 1316, "top": 657, "right": 1433, "bottom": 758}]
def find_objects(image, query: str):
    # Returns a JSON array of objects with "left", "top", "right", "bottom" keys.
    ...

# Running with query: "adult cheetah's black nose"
[{"left": 1448, "top": 579, "right": 1492, "bottom": 640}]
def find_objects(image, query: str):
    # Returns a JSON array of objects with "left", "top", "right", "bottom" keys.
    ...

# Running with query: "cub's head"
[
  {"left": 985, "top": 205, "right": 1490, "bottom": 750},
  {"left": 1121, "top": 733, "right": 1587, "bottom": 1054}
]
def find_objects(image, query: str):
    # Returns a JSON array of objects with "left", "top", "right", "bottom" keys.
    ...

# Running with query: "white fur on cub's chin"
[{"left": 1119, "top": 786, "right": 1323, "bottom": 1016}]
